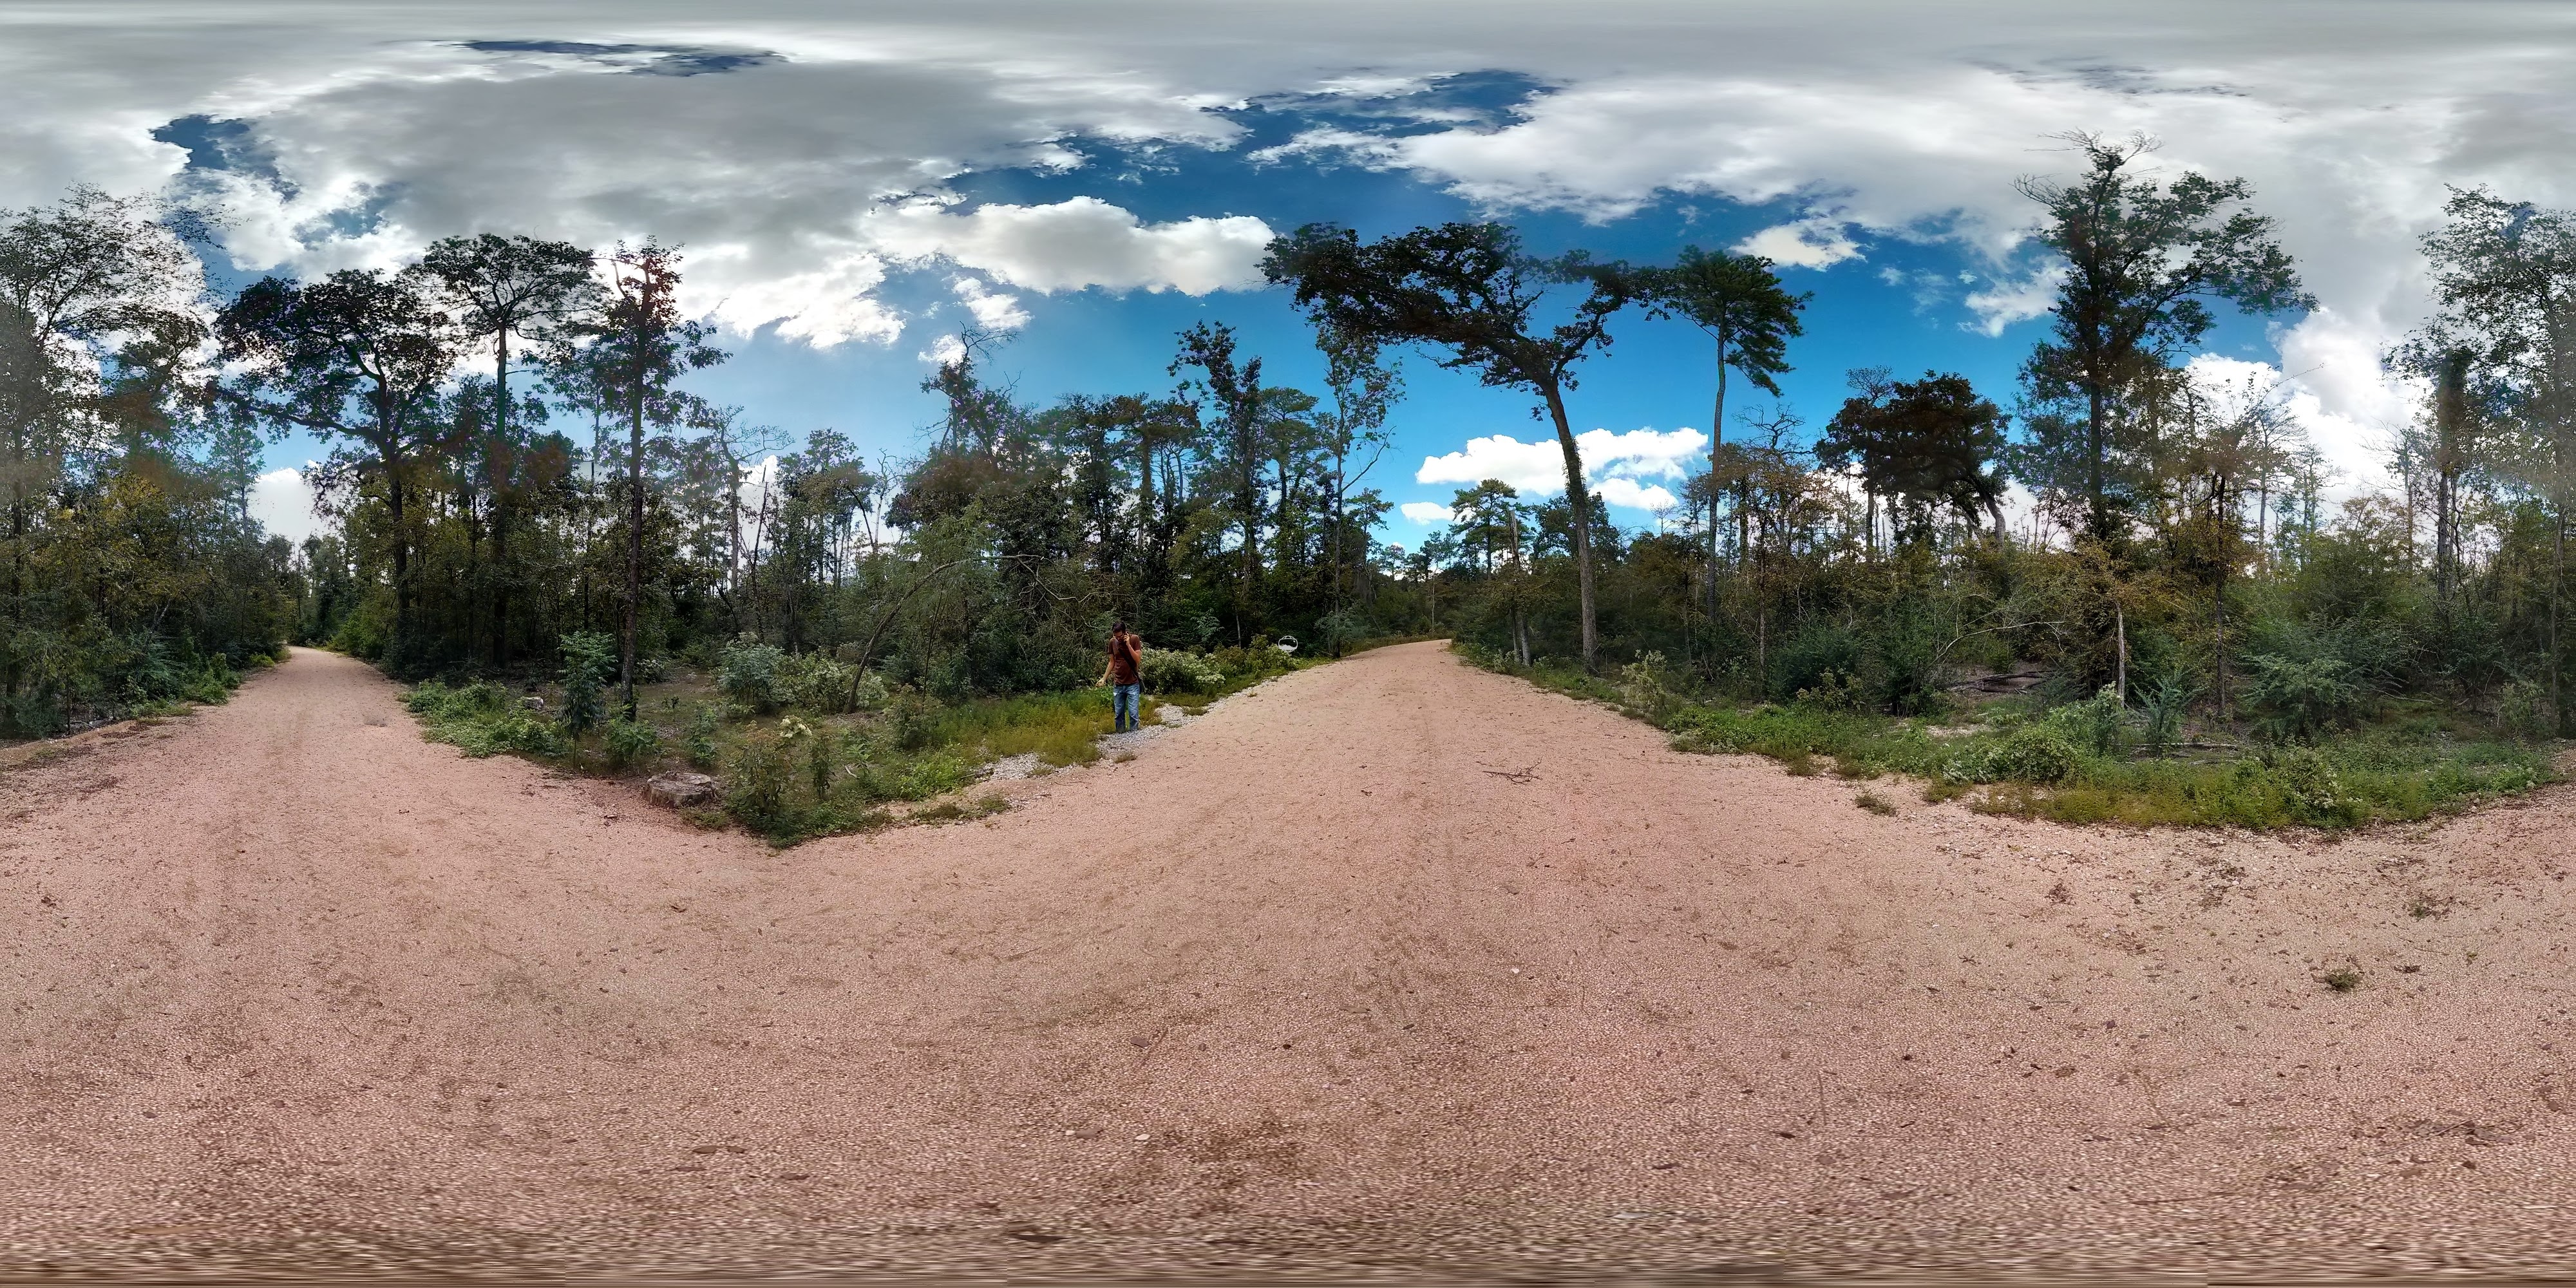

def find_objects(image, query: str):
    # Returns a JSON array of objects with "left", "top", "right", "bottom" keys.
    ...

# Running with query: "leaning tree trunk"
[{"left": 1543, "top": 383, "right": 1598, "bottom": 672}]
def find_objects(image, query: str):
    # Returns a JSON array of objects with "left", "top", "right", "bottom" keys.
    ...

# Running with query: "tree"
[
  {"left": 2, "top": 188, "right": 207, "bottom": 603},
  {"left": 219, "top": 266, "right": 461, "bottom": 656},
  {"left": 1313, "top": 325, "right": 1399, "bottom": 621},
  {"left": 1267, "top": 221, "right": 1633, "bottom": 669},
  {"left": 420, "top": 234, "right": 596, "bottom": 666},
  {"left": 1170, "top": 321, "right": 1265, "bottom": 641},
  {"left": 2016, "top": 133, "right": 2313, "bottom": 542},
  {"left": 555, "top": 240, "right": 724, "bottom": 717},
  {"left": 0, "top": 189, "right": 289, "bottom": 734},
  {"left": 1816, "top": 369, "right": 2011, "bottom": 545},
  {"left": 420, "top": 234, "right": 596, "bottom": 448},
  {"left": 1635, "top": 247, "right": 1805, "bottom": 587},
  {"left": 2409, "top": 189, "right": 2576, "bottom": 732}
]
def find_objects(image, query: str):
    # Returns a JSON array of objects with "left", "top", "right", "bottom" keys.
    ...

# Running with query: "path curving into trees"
[{"left": 5, "top": 642, "right": 2576, "bottom": 1278}]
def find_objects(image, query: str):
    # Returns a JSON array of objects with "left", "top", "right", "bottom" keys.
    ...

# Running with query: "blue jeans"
[{"left": 1113, "top": 683, "right": 1141, "bottom": 732}]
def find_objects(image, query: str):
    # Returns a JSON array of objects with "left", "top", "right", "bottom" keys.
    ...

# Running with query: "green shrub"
[
  {"left": 2240, "top": 618, "right": 2402, "bottom": 741},
  {"left": 775, "top": 652, "right": 858, "bottom": 714},
  {"left": 555, "top": 632, "right": 616, "bottom": 736},
  {"left": 407, "top": 681, "right": 569, "bottom": 758},
  {"left": 683, "top": 705, "right": 721, "bottom": 769},
  {"left": 1773, "top": 623, "right": 1862, "bottom": 703},
  {"left": 717, "top": 641, "right": 784, "bottom": 714},
  {"left": 2137, "top": 673, "right": 2197, "bottom": 750},
  {"left": 2044, "top": 685, "right": 2127, "bottom": 757},
  {"left": 726, "top": 731, "right": 795, "bottom": 831},
  {"left": 889, "top": 693, "right": 936, "bottom": 751},
  {"left": 1616, "top": 651, "right": 1684, "bottom": 722},
  {"left": 1208, "top": 643, "right": 1294, "bottom": 685},
  {"left": 604, "top": 718, "right": 660, "bottom": 769},
  {"left": 1139, "top": 647, "right": 1224, "bottom": 694},
  {"left": 2264, "top": 744, "right": 2354, "bottom": 826},
  {"left": 1950, "top": 724, "right": 2081, "bottom": 784}
]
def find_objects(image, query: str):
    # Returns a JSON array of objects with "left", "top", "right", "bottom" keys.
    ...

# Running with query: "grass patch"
[
  {"left": 920, "top": 687, "right": 1157, "bottom": 768},
  {"left": 1458, "top": 641, "right": 2559, "bottom": 832},
  {"left": 2321, "top": 967, "right": 2363, "bottom": 993},
  {"left": 1855, "top": 790, "right": 1897, "bottom": 816},
  {"left": 913, "top": 793, "right": 1010, "bottom": 824}
]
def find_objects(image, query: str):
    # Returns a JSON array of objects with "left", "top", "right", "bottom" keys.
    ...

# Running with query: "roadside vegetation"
[
  {"left": 1466, "top": 645, "right": 2553, "bottom": 829},
  {"left": 403, "top": 635, "right": 1300, "bottom": 844}
]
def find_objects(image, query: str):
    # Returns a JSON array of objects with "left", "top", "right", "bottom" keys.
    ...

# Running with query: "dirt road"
[{"left": 5, "top": 643, "right": 2576, "bottom": 1279}]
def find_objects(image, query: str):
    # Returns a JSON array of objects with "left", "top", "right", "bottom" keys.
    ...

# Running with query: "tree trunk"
[
  {"left": 1707, "top": 332, "right": 1728, "bottom": 641},
  {"left": 490, "top": 325, "right": 511, "bottom": 667},
  {"left": 2087, "top": 381, "right": 2108, "bottom": 540},
  {"left": 384, "top": 431, "right": 410, "bottom": 647},
  {"left": 2555, "top": 496, "right": 2567, "bottom": 735},
  {"left": 1542, "top": 383, "right": 1598, "bottom": 671},
  {"left": 621, "top": 388, "right": 644, "bottom": 721}
]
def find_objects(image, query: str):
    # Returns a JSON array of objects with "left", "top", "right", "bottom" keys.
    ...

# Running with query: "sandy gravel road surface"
[{"left": 5, "top": 642, "right": 2576, "bottom": 1281}]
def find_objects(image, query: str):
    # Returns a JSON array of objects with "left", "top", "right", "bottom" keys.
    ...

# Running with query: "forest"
[{"left": 4, "top": 134, "right": 2569, "bottom": 835}]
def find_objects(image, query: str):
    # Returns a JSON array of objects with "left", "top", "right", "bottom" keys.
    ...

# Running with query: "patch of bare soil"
[{"left": 5, "top": 643, "right": 2576, "bottom": 1280}]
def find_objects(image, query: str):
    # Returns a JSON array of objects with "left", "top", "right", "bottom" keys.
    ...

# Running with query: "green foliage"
[
  {"left": 724, "top": 728, "right": 798, "bottom": 831},
  {"left": 1466, "top": 643, "right": 2553, "bottom": 831},
  {"left": 1615, "top": 651, "right": 1685, "bottom": 723},
  {"left": 1952, "top": 724, "right": 2084, "bottom": 786},
  {"left": 2137, "top": 672, "right": 2197, "bottom": 749},
  {"left": 2240, "top": 618, "right": 2401, "bottom": 741},
  {"left": 717, "top": 641, "right": 784, "bottom": 714},
  {"left": 603, "top": 717, "right": 659, "bottom": 769},
  {"left": 775, "top": 652, "right": 858, "bottom": 714},
  {"left": 2050, "top": 685, "right": 2127, "bottom": 757},
  {"left": 404, "top": 679, "right": 567, "bottom": 758},
  {"left": 1139, "top": 647, "right": 1224, "bottom": 694},
  {"left": 554, "top": 632, "right": 615, "bottom": 736},
  {"left": 683, "top": 704, "right": 721, "bottom": 769}
]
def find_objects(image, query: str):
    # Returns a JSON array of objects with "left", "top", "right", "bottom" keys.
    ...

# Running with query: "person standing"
[{"left": 1101, "top": 621, "right": 1145, "bottom": 733}]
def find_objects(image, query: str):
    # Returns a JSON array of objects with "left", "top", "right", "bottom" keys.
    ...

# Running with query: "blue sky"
[{"left": 10, "top": 3, "right": 2572, "bottom": 545}]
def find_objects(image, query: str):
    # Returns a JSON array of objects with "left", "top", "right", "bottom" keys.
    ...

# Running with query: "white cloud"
[
  {"left": 1416, "top": 426, "right": 1708, "bottom": 499},
  {"left": 863, "top": 196, "right": 1271, "bottom": 295},
  {"left": 2186, "top": 325, "right": 2414, "bottom": 498},
  {"left": 1962, "top": 263, "right": 2065, "bottom": 336},
  {"left": 701, "top": 248, "right": 903, "bottom": 346},
  {"left": 1398, "top": 501, "right": 1454, "bottom": 525},
  {"left": 1738, "top": 219, "right": 1861, "bottom": 269},
  {"left": 1596, "top": 477, "right": 1681, "bottom": 511},
  {"left": 952, "top": 276, "right": 1030, "bottom": 332},
  {"left": 248, "top": 467, "right": 319, "bottom": 545}
]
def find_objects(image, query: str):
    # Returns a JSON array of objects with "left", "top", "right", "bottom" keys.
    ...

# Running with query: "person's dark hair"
[{"left": 1112, "top": 620, "right": 1128, "bottom": 634}]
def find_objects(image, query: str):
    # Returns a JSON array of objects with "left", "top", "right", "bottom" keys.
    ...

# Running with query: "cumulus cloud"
[
  {"left": 861, "top": 197, "right": 1271, "bottom": 295},
  {"left": 1416, "top": 426, "right": 1707, "bottom": 509},
  {"left": 2186, "top": 325, "right": 2411, "bottom": 498},
  {"left": 951, "top": 276, "right": 1030, "bottom": 332},
  {"left": 1738, "top": 219, "right": 1862, "bottom": 269},
  {"left": 1398, "top": 501, "right": 1455, "bottom": 526},
  {"left": 1596, "top": 478, "right": 1681, "bottom": 511},
  {"left": 248, "top": 467, "right": 319, "bottom": 545}
]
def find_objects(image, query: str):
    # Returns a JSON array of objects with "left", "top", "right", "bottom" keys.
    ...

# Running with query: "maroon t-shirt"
[{"left": 1106, "top": 633, "right": 1142, "bottom": 686}]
